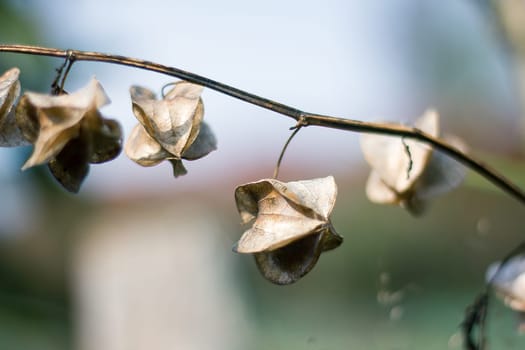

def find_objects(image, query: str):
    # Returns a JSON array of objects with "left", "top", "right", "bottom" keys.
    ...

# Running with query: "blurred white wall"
[{"left": 72, "top": 200, "right": 249, "bottom": 350}]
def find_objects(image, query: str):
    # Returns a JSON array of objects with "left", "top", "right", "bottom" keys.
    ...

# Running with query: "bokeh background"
[{"left": 0, "top": 0, "right": 524, "bottom": 349}]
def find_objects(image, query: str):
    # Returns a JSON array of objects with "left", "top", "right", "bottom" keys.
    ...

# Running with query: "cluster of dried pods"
[
  {"left": 0, "top": 68, "right": 217, "bottom": 192},
  {"left": 2, "top": 66, "right": 523, "bottom": 319}
]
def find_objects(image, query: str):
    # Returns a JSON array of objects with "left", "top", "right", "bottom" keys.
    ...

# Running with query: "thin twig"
[
  {"left": 50, "top": 56, "right": 69, "bottom": 94},
  {"left": 59, "top": 50, "right": 76, "bottom": 93},
  {"left": 1, "top": 44, "right": 524, "bottom": 204},
  {"left": 477, "top": 293, "right": 488, "bottom": 350},
  {"left": 161, "top": 81, "right": 177, "bottom": 98},
  {"left": 463, "top": 291, "right": 489, "bottom": 350},
  {"left": 273, "top": 126, "right": 303, "bottom": 179}
]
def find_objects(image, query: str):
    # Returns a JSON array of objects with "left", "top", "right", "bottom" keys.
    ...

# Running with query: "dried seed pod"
[
  {"left": 48, "top": 132, "right": 91, "bottom": 193},
  {"left": 0, "top": 67, "right": 29, "bottom": 146},
  {"left": 125, "top": 123, "right": 172, "bottom": 166},
  {"left": 487, "top": 255, "right": 525, "bottom": 331},
  {"left": 15, "top": 77, "right": 123, "bottom": 192},
  {"left": 234, "top": 176, "right": 342, "bottom": 285},
  {"left": 87, "top": 118, "right": 122, "bottom": 164},
  {"left": 0, "top": 67, "right": 20, "bottom": 124},
  {"left": 125, "top": 82, "right": 217, "bottom": 176},
  {"left": 181, "top": 122, "right": 217, "bottom": 160},
  {"left": 16, "top": 78, "right": 111, "bottom": 170},
  {"left": 360, "top": 109, "right": 466, "bottom": 215}
]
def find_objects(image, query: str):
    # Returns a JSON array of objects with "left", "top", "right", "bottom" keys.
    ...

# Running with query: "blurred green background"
[{"left": 0, "top": 1, "right": 524, "bottom": 349}]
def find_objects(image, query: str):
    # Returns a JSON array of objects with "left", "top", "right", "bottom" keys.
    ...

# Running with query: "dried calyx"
[
  {"left": 234, "top": 176, "right": 342, "bottom": 285},
  {"left": 15, "top": 77, "right": 122, "bottom": 192},
  {"left": 0, "top": 67, "right": 30, "bottom": 146},
  {"left": 360, "top": 109, "right": 467, "bottom": 215},
  {"left": 125, "top": 82, "right": 217, "bottom": 177}
]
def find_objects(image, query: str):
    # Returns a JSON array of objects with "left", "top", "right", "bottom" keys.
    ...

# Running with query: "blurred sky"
[{"left": 4, "top": 0, "right": 519, "bottom": 197}]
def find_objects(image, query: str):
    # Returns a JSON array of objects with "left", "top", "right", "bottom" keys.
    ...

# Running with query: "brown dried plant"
[{"left": 234, "top": 176, "right": 342, "bottom": 284}]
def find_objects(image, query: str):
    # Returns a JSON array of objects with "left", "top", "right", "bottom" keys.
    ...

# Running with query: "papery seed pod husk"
[
  {"left": 15, "top": 94, "right": 39, "bottom": 143},
  {"left": 396, "top": 135, "right": 467, "bottom": 215},
  {"left": 361, "top": 109, "right": 466, "bottom": 215},
  {"left": 126, "top": 83, "right": 217, "bottom": 176},
  {"left": 254, "top": 230, "right": 325, "bottom": 285},
  {"left": 48, "top": 114, "right": 121, "bottom": 192},
  {"left": 182, "top": 98, "right": 204, "bottom": 155},
  {"left": 412, "top": 135, "right": 467, "bottom": 200},
  {"left": 88, "top": 118, "right": 123, "bottom": 164},
  {"left": 129, "top": 82, "right": 204, "bottom": 158},
  {"left": 234, "top": 176, "right": 342, "bottom": 284},
  {"left": 0, "top": 67, "right": 29, "bottom": 147},
  {"left": 253, "top": 225, "right": 341, "bottom": 285},
  {"left": 125, "top": 123, "right": 174, "bottom": 166},
  {"left": 16, "top": 78, "right": 110, "bottom": 170},
  {"left": 48, "top": 134, "right": 91, "bottom": 193},
  {"left": 181, "top": 122, "right": 217, "bottom": 160},
  {"left": 361, "top": 109, "right": 438, "bottom": 196},
  {"left": 126, "top": 120, "right": 216, "bottom": 167},
  {"left": 0, "top": 68, "right": 20, "bottom": 125}
]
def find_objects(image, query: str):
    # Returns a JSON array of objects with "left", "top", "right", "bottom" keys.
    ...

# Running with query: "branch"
[{"left": 1, "top": 44, "right": 524, "bottom": 204}]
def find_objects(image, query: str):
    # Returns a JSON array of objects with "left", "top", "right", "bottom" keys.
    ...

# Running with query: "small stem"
[
  {"left": 59, "top": 52, "right": 75, "bottom": 93},
  {"left": 161, "top": 82, "right": 176, "bottom": 98},
  {"left": 50, "top": 56, "right": 69, "bottom": 94},
  {"left": 463, "top": 290, "right": 489, "bottom": 350},
  {"left": 1, "top": 44, "right": 524, "bottom": 204},
  {"left": 478, "top": 294, "right": 488, "bottom": 350},
  {"left": 273, "top": 126, "right": 303, "bottom": 179}
]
